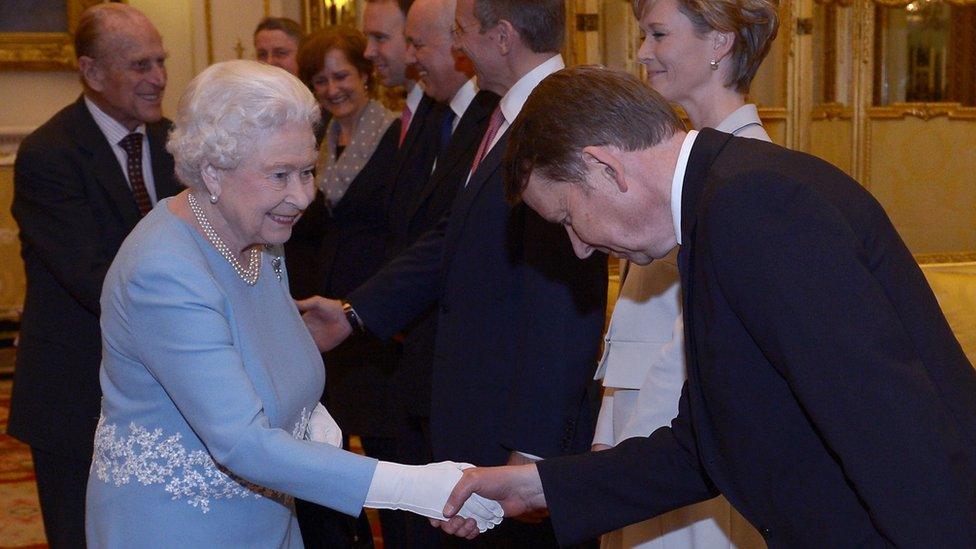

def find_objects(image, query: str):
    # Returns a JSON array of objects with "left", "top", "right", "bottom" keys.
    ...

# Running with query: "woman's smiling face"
[
  {"left": 637, "top": 0, "right": 717, "bottom": 105},
  {"left": 310, "top": 48, "right": 370, "bottom": 121},
  {"left": 208, "top": 122, "right": 318, "bottom": 252}
]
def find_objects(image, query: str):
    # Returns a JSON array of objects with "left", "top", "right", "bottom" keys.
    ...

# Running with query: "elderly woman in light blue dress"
[
  {"left": 85, "top": 60, "right": 501, "bottom": 548},
  {"left": 591, "top": 0, "right": 778, "bottom": 548}
]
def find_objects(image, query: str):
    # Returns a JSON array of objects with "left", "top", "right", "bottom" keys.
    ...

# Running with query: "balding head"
[
  {"left": 405, "top": 0, "right": 472, "bottom": 101},
  {"left": 76, "top": 4, "right": 167, "bottom": 131},
  {"left": 75, "top": 3, "right": 158, "bottom": 61},
  {"left": 411, "top": 0, "right": 455, "bottom": 31}
]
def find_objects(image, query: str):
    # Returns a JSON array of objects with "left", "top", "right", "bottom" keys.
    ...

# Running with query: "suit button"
[
  {"left": 440, "top": 303, "right": 449, "bottom": 314},
  {"left": 760, "top": 527, "right": 771, "bottom": 538}
]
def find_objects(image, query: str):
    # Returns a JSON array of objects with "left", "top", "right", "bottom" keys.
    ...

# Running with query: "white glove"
[
  {"left": 306, "top": 403, "right": 342, "bottom": 447},
  {"left": 365, "top": 461, "right": 503, "bottom": 533}
]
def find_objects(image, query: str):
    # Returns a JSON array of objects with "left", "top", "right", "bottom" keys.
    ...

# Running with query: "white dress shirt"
[
  {"left": 487, "top": 54, "right": 565, "bottom": 154},
  {"left": 448, "top": 77, "right": 478, "bottom": 134},
  {"left": 84, "top": 96, "right": 159, "bottom": 204},
  {"left": 403, "top": 82, "right": 425, "bottom": 133},
  {"left": 464, "top": 54, "right": 565, "bottom": 187},
  {"left": 670, "top": 130, "right": 698, "bottom": 246}
]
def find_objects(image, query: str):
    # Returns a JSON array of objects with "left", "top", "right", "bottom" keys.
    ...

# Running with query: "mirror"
[
  {"left": 813, "top": 2, "right": 855, "bottom": 108},
  {"left": 874, "top": 1, "right": 976, "bottom": 106}
]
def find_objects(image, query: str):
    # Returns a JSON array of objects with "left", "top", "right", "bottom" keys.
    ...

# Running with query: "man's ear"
[
  {"left": 78, "top": 56, "right": 103, "bottom": 91},
  {"left": 582, "top": 145, "right": 629, "bottom": 193},
  {"left": 494, "top": 19, "right": 516, "bottom": 55}
]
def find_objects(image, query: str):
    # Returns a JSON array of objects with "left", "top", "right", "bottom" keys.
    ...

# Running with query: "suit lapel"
[
  {"left": 441, "top": 131, "right": 508, "bottom": 266},
  {"left": 678, "top": 129, "right": 734, "bottom": 492},
  {"left": 147, "top": 120, "right": 180, "bottom": 199},
  {"left": 70, "top": 98, "right": 142, "bottom": 227},
  {"left": 408, "top": 91, "right": 498, "bottom": 222},
  {"left": 391, "top": 94, "right": 435, "bottom": 181},
  {"left": 679, "top": 128, "right": 732, "bottom": 250}
]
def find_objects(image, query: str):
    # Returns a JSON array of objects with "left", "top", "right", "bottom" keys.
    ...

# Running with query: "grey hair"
[{"left": 167, "top": 60, "right": 320, "bottom": 189}]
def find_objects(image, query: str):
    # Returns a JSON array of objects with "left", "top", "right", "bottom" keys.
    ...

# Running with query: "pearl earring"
[
  {"left": 209, "top": 194, "right": 218, "bottom": 204},
  {"left": 709, "top": 59, "right": 719, "bottom": 70}
]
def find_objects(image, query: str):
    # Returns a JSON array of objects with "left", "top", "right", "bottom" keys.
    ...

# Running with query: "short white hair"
[{"left": 167, "top": 60, "right": 320, "bottom": 189}]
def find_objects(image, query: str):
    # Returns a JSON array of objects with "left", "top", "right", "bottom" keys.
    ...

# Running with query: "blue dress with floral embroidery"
[{"left": 86, "top": 197, "right": 377, "bottom": 548}]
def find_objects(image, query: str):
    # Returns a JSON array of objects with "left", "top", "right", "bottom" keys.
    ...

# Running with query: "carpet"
[{"left": 0, "top": 349, "right": 48, "bottom": 547}]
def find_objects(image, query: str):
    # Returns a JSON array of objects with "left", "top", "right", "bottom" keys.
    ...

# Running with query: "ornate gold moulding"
[
  {"left": 868, "top": 103, "right": 976, "bottom": 121},
  {"left": 0, "top": 0, "right": 104, "bottom": 71},
  {"left": 0, "top": 33, "right": 76, "bottom": 70},
  {"left": 812, "top": 103, "right": 854, "bottom": 121},
  {"left": 915, "top": 252, "right": 976, "bottom": 264}
]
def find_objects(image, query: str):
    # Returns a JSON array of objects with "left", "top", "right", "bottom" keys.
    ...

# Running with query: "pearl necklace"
[{"left": 187, "top": 192, "right": 261, "bottom": 285}]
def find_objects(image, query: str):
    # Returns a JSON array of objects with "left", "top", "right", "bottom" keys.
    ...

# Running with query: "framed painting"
[{"left": 0, "top": 0, "right": 111, "bottom": 70}]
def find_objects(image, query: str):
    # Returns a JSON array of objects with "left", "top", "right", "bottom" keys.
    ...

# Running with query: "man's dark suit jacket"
[
  {"left": 390, "top": 90, "right": 501, "bottom": 419},
  {"left": 349, "top": 127, "right": 608, "bottom": 466},
  {"left": 8, "top": 96, "right": 181, "bottom": 458},
  {"left": 538, "top": 129, "right": 976, "bottom": 547},
  {"left": 386, "top": 93, "right": 443, "bottom": 259},
  {"left": 319, "top": 123, "right": 403, "bottom": 438}
]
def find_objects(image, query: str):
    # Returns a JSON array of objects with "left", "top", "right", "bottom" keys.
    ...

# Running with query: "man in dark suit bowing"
[
  {"left": 8, "top": 4, "right": 181, "bottom": 547},
  {"left": 441, "top": 66, "right": 976, "bottom": 547},
  {"left": 301, "top": 1, "right": 607, "bottom": 545}
]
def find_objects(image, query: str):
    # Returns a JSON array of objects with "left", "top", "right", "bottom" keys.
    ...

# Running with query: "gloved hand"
[
  {"left": 365, "top": 461, "right": 504, "bottom": 533},
  {"left": 306, "top": 403, "right": 342, "bottom": 447}
]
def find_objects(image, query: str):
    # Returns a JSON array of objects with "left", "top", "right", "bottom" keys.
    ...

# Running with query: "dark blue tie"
[{"left": 440, "top": 110, "right": 456, "bottom": 150}]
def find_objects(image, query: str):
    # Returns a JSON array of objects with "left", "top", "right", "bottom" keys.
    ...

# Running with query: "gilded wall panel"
[
  {"left": 867, "top": 117, "right": 976, "bottom": 253},
  {"left": 810, "top": 119, "right": 854, "bottom": 175},
  {"left": 763, "top": 119, "right": 789, "bottom": 147},
  {"left": 0, "top": 166, "right": 24, "bottom": 319}
]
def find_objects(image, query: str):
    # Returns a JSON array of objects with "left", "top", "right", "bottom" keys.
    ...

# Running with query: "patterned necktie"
[
  {"left": 469, "top": 106, "right": 505, "bottom": 177},
  {"left": 398, "top": 104, "right": 413, "bottom": 148},
  {"left": 118, "top": 133, "right": 153, "bottom": 217}
]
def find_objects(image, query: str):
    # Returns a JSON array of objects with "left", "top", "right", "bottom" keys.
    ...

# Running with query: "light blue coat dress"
[{"left": 86, "top": 197, "right": 377, "bottom": 548}]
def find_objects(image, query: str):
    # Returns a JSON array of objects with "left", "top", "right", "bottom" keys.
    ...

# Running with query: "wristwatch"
[{"left": 341, "top": 301, "right": 366, "bottom": 334}]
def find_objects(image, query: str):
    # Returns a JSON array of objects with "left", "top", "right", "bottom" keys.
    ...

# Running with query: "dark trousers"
[
  {"left": 443, "top": 518, "right": 598, "bottom": 548},
  {"left": 296, "top": 435, "right": 402, "bottom": 548},
  {"left": 360, "top": 436, "right": 408, "bottom": 549},
  {"left": 295, "top": 498, "right": 374, "bottom": 548},
  {"left": 396, "top": 414, "right": 443, "bottom": 549},
  {"left": 31, "top": 446, "right": 89, "bottom": 549}
]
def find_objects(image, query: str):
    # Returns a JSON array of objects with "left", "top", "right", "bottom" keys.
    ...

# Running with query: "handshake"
[
  {"left": 364, "top": 460, "right": 550, "bottom": 539},
  {"left": 365, "top": 461, "right": 503, "bottom": 537},
  {"left": 307, "top": 403, "right": 504, "bottom": 535},
  {"left": 308, "top": 403, "right": 547, "bottom": 539}
]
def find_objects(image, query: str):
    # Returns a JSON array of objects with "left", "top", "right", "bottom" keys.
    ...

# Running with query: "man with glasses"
[{"left": 301, "top": 1, "right": 608, "bottom": 545}]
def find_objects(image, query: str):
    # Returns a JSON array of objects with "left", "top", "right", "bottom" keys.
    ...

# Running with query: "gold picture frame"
[{"left": 0, "top": 0, "right": 109, "bottom": 71}]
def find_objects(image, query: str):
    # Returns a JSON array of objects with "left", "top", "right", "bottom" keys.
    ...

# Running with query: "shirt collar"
[
  {"left": 85, "top": 95, "right": 146, "bottom": 145},
  {"left": 449, "top": 78, "right": 479, "bottom": 119},
  {"left": 671, "top": 130, "right": 699, "bottom": 246},
  {"left": 498, "top": 54, "right": 564, "bottom": 125},
  {"left": 405, "top": 83, "right": 425, "bottom": 114}
]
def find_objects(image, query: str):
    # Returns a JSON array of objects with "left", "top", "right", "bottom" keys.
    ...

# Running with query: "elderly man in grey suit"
[{"left": 8, "top": 5, "right": 180, "bottom": 546}]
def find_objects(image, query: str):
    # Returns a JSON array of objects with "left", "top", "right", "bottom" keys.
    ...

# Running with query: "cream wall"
[
  {"left": 0, "top": 0, "right": 304, "bottom": 315},
  {"left": 0, "top": 0, "right": 303, "bottom": 131},
  {"left": 867, "top": 117, "right": 976, "bottom": 253}
]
